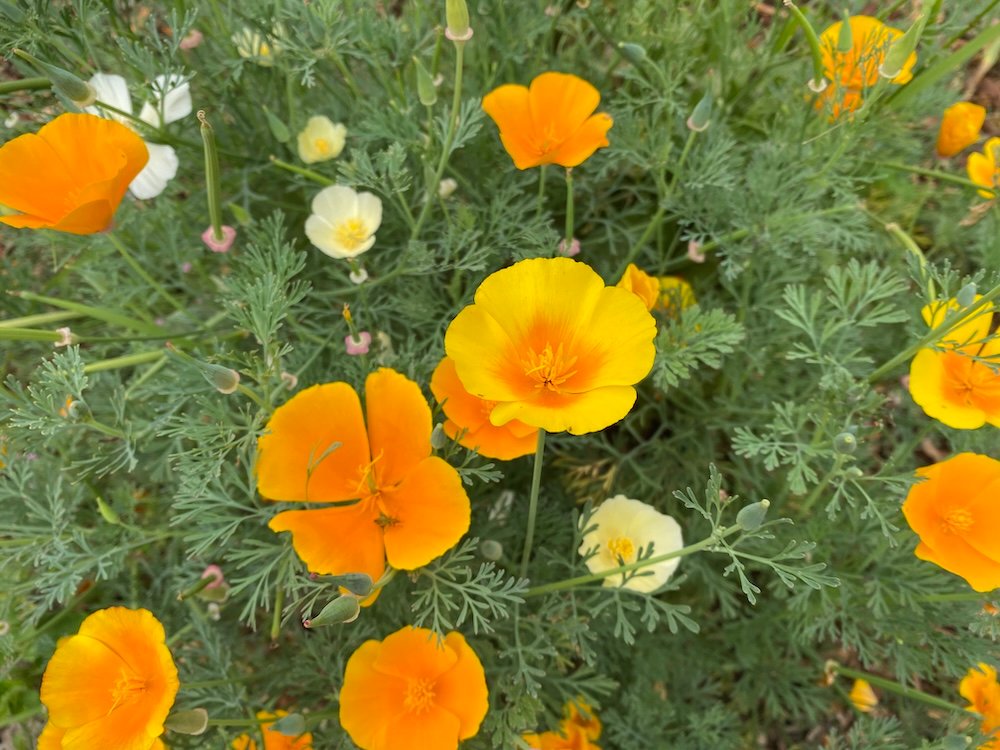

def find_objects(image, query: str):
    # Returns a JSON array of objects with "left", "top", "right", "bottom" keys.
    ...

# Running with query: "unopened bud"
[
  {"left": 846, "top": 466, "right": 864, "bottom": 478},
  {"left": 438, "top": 177, "right": 458, "bottom": 199},
  {"left": 617, "top": 42, "right": 647, "bottom": 65},
  {"left": 836, "top": 13, "right": 853, "bottom": 53},
  {"left": 686, "top": 91, "right": 712, "bottom": 132},
  {"left": 164, "top": 343, "right": 241, "bottom": 394},
  {"left": 445, "top": 0, "right": 472, "bottom": 41},
  {"left": 303, "top": 596, "right": 361, "bottom": 628},
  {"left": 414, "top": 57, "right": 437, "bottom": 106},
  {"left": 164, "top": 709, "right": 209, "bottom": 736},
  {"left": 736, "top": 498, "right": 770, "bottom": 531},
  {"left": 13, "top": 49, "right": 95, "bottom": 107},
  {"left": 96, "top": 495, "right": 121, "bottom": 525},
  {"left": 833, "top": 432, "right": 857, "bottom": 454},
  {"left": 269, "top": 713, "right": 306, "bottom": 737},
  {"left": 431, "top": 423, "right": 449, "bottom": 450},
  {"left": 480, "top": 539, "right": 503, "bottom": 561},
  {"left": 956, "top": 282, "right": 977, "bottom": 308},
  {"left": 263, "top": 106, "right": 291, "bottom": 143},
  {"left": 879, "top": 15, "right": 924, "bottom": 80}
]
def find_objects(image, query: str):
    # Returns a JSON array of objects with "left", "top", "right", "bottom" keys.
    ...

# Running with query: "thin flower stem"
[
  {"left": 0, "top": 327, "right": 65, "bottom": 343},
  {"left": 0, "top": 310, "right": 78, "bottom": 329},
  {"left": 269, "top": 156, "right": 334, "bottom": 185},
  {"left": 613, "top": 205, "right": 665, "bottom": 280},
  {"left": 564, "top": 168, "right": 574, "bottom": 250},
  {"left": 876, "top": 161, "right": 985, "bottom": 191},
  {"left": 782, "top": 1, "right": 827, "bottom": 87},
  {"left": 0, "top": 76, "right": 50, "bottom": 95},
  {"left": 519, "top": 430, "right": 547, "bottom": 579},
  {"left": 919, "top": 591, "right": 996, "bottom": 603},
  {"left": 106, "top": 233, "right": 186, "bottom": 315},
  {"left": 524, "top": 523, "right": 743, "bottom": 598},
  {"left": 868, "top": 280, "right": 1000, "bottom": 383},
  {"left": 237, "top": 384, "right": 266, "bottom": 408},
  {"left": 829, "top": 663, "right": 965, "bottom": 713},
  {"left": 84, "top": 350, "right": 165, "bottom": 374},
  {"left": 198, "top": 110, "right": 224, "bottom": 241},
  {"left": 11, "top": 289, "right": 163, "bottom": 335},
  {"left": 536, "top": 164, "right": 547, "bottom": 218},
  {"left": 798, "top": 454, "right": 846, "bottom": 513}
]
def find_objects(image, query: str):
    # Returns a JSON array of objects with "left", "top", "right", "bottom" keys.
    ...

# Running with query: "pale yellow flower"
[
  {"left": 232, "top": 27, "right": 282, "bottom": 66},
  {"left": 304, "top": 185, "right": 382, "bottom": 259},
  {"left": 297, "top": 116, "right": 346, "bottom": 164}
]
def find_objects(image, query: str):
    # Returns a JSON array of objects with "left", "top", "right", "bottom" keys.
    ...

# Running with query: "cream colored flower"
[
  {"left": 305, "top": 185, "right": 383, "bottom": 259},
  {"left": 232, "top": 27, "right": 282, "bottom": 66},
  {"left": 297, "top": 115, "right": 347, "bottom": 164},
  {"left": 578, "top": 494, "right": 683, "bottom": 592}
]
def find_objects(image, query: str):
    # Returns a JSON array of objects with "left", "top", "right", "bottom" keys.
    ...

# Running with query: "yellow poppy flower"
[
  {"left": 297, "top": 115, "right": 347, "bottom": 164},
  {"left": 937, "top": 102, "right": 986, "bottom": 158},
  {"left": 960, "top": 663, "right": 1000, "bottom": 748},
  {"left": 848, "top": 679, "right": 878, "bottom": 713},
  {"left": 968, "top": 138, "right": 1000, "bottom": 199}
]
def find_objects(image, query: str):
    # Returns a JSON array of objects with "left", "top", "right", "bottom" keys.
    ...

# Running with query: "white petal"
[
  {"left": 86, "top": 73, "right": 133, "bottom": 123},
  {"left": 139, "top": 75, "right": 193, "bottom": 128},
  {"left": 305, "top": 215, "right": 347, "bottom": 258},
  {"left": 356, "top": 192, "right": 383, "bottom": 232},
  {"left": 311, "top": 185, "right": 360, "bottom": 223},
  {"left": 128, "top": 142, "right": 179, "bottom": 199}
]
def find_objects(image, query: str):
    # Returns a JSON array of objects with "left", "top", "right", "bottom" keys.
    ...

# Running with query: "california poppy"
[
  {"left": 339, "top": 626, "right": 488, "bottom": 750},
  {"left": 38, "top": 607, "right": 179, "bottom": 750},
  {"left": 257, "top": 368, "right": 471, "bottom": 580},
  {"left": 616, "top": 263, "right": 696, "bottom": 316},
  {"left": 481, "top": 71, "right": 612, "bottom": 170},
  {"left": 960, "top": 663, "right": 1000, "bottom": 748},
  {"left": 0, "top": 112, "right": 148, "bottom": 234},
  {"left": 901, "top": 453, "right": 1000, "bottom": 592},
  {"left": 305, "top": 185, "right": 383, "bottom": 259},
  {"left": 231, "top": 710, "right": 313, "bottom": 750},
  {"left": 430, "top": 356, "right": 538, "bottom": 460},
  {"left": 936, "top": 102, "right": 986, "bottom": 158},
  {"left": 445, "top": 258, "right": 656, "bottom": 435},
  {"left": 968, "top": 138, "right": 1000, "bottom": 199}
]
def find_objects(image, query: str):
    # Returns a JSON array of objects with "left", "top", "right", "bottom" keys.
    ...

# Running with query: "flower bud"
[
  {"left": 956, "top": 282, "right": 977, "bottom": 308},
  {"left": 431, "top": 423, "right": 449, "bottom": 450},
  {"left": 833, "top": 432, "right": 857, "bottom": 454},
  {"left": 686, "top": 91, "right": 712, "bottom": 132},
  {"left": 414, "top": 57, "right": 437, "bottom": 106},
  {"left": 164, "top": 709, "right": 209, "bottom": 736},
  {"left": 438, "top": 177, "right": 458, "bottom": 199},
  {"left": 617, "top": 42, "right": 647, "bottom": 65},
  {"left": 836, "top": 12, "right": 853, "bottom": 53},
  {"left": 269, "top": 713, "right": 307, "bottom": 737},
  {"left": 13, "top": 49, "right": 95, "bottom": 107},
  {"left": 736, "top": 498, "right": 770, "bottom": 531},
  {"left": 345, "top": 331, "right": 372, "bottom": 356},
  {"left": 164, "top": 343, "right": 241, "bottom": 394},
  {"left": 445, "top": 0, "right": 472, "bottom": 41},
  {"left": 303, "top": 596, "right": 361, "bottom": 627},
  {"left": 96, "top": 495, "right": 121, "bottom": 526},
  {"left": 262, "top": 105, "right": 291, "bottom": 143},
  {"left": 480, "top": 539, "right": 503, "bottom": 561},
  {"left": 879, "top": 14, "right": 924, "bottom": 80}
]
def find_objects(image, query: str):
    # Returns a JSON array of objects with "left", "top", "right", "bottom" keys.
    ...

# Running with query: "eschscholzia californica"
[
  {"left": 231, "top": 710, "right": 313, "bottom": 750},
  {"left": 960, "top": 663, "right": 1000, "bottom": 749},
  {"left": 849, "top": 679, "right": 879, "bottom": 713},
  {"left": 523, "top": 724, "right": 597, "bottom": 750},
  {"left": 297, "top": 115, "right": 347, "bottom": 164},
  {"left": 901, "top": 453, "right": 1000, "bottom": 592},
  {"left": 909, "top": 296, "right": 1000, "bottom": 430},
  {"left": 38, "top": 607, "right": 179, "bottom": 750},
  {"left": 968, "top": 138, "right": 1000, "bottom": 199},
  {"left": 578, "top": 494, "right": 684, "bottom": 592},
  {"left": 233, "top": 27, "right": 282, "bottom": 66},
  {"left": 616, "top": 263, "right": 696, "bottom": 316},
  {"left": 0, "top": 112, "right": 147, "bottom": 234},
  {"left": 936, "top": 102, "right": 986, "bottom": 158},
  {"left": 305, "top": 185, "right": 383, "bottom": 259},
  {"left": 444, "top": 258, "right": 656, "bottom": 435},
  {"left": 87, "top": 72, "right": 192, "bottom": 199},
  {"left": 481, "top": 71, "right": 613, "bottom": 170},
  {"left": 257, "top": 368, "right": 471, "bottom": 581},
  {"left": 816, "top": 16, "right": 916, "bottom": 119},
  {"left": 339, "top": 625, "right": 488, "bottom": 750},
  {"left": 430, "top": 356, "right": 538, "bottom": 460}
]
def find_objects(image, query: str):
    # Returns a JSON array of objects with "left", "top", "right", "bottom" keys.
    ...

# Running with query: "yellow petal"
[
  {"left": 908, "top": 349, "right": 987, "bottom": 429},
  {"left": 491, "top": 384, "right": 638, "bottom": 435},
  {"left": 365, "top": 368, "right": 432, "bottom": 487}
]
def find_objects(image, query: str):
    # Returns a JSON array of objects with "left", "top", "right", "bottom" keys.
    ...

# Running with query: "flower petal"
[
  {"left": 269, "top": 502, "right": 386, "bottom": 579},
  {"left": 311, "top": 185, "right": 359, "bottom": 223},
  {"left": 436, "top": 632, "right": 489, "bottom": 739},
  {"left": 340, "top": 640, "right": 408, "bottom": 750},
  {"left": 41, "top": 634, "right": 123, "bottom": 726},
  {"left": 86, "top": 73, "right": 134, "bottom": 123},
  {"left": 0, "top": 132, "right": 82, "bottom": 220},
  {"left": 914, "top": 539, "right": 1000, "bottom": 592},
  {"left": 381, "top": 456, "right": 471, "bottom": 570},
  {"left": 372, "top": 626, "right": 458, "bottom": 681},
  {"left": 378, "top": 706, "right": 462, "bottom": 750},
  {"left": 37, "top": 724, "right": 65, "bottom": 750},
  {"left": 365, "top": 368, "right": 432, "bottom": 487},
  {"left": 444, "top": 304, "right": 530, "bottom": 402},
  {"left": 356, "top": 191, "right": 383, "bottom": 232},
  {"left": 128, "top": 142, "right": 179, "bottom": 200},
  {"left": 256, "top": 383, "right": 370, "bottom": 503},
  {"left": 481, "top": 83, "right": 541, "bottom": 170},
  {"left": 544, "top": 112, "right": 613, "bottom": 168},
  {"left": 490, "top": 384, "right": 638, "bottom": 435},
  {"left": 527, "top": 72, "right": 601, "bottom": 146},
  {"left": 138, "top": 76, "right": 192, "bottom": 128},
  {"left": 908, "top": 349, "right": 988, "bottom": 429}
]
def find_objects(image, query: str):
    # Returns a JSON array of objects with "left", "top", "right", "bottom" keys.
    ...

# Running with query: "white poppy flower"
[
  {"left": 305, "top": 185, "right": 383, "bottom": 259},
  {"left": 578, "top": 494, "right": 684, "bottom": 592},
  {"left": 232, "top": 27, "right": 282, "bottom": 66},
  {"left": 86, "top": 73, "right": 192, "bottom": 199},
  {"left": 297, "top": 115, "right": 347, "bottom": 164}
]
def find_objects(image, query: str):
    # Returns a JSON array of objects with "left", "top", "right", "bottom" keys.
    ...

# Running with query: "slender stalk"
[
  {"left": 614, "top": 205, "right": 666, "bottom": 279},
  {"left": 797, "top": 455, "right": 846, "bottom": 513},
  {"left": 829, "top": 663, "right": 965, "bottom": 713},
  {"left": 563, "top": 168, "right": 574, "bottom": 250},
  {"left": 0, "top": 77, "right": 50, "bottom": 95},
  {"left": 198, "top": 110, "right": 224, "bottom": 240},
  {"left": 269, "top": 156, "right": 334, "bottom": 185},
  {"left": 105, "top": 233, "right": 186, "bottom": 314},
  {"left": 11, "top": 289, "right": 164, "bottom": 335},
  {"left": 876, "top": 161, "right": 985, "bottom": 190},
  {"left": 536, "top": 164, "right": 547, "bottom": 218},
  {"left": 84, "top": 350, "right": 165, "bottom": 373},
  {"left": 0, "top": 327, "right": 65, "bottom": 343},
  {"left": 0, "top": 311, "right": 77, "bottom": 329},
  {"left": 525, "top": 523, "right": 743, "bottom": 597},
  {"left": 919, "top": 591, "right": 997, "bottom": 603},
  {"left": 519, "top": 431, "right": 547, "bottom": 579},
  {"left": 782, "top": 1, "right": 827, "bottom": 87}
]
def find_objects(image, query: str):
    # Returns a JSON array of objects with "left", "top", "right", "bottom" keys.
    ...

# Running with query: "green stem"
[
  {"left": 105, "top": 233, "right": 186, "bottom": 315},
  {"left": 0, "top": 327, "right": 66, "bottom": 343},
  {"left": 829, "top": 663, "right": 965, "bottom": 713},
  {"left": 868, "top": 281, "right": 1000, "bottom": 383},
  {"left": 0, "top": 311, "right": 78, "bottom": 329},
  {"left": 563, "top": 169, "right": 574, "bottom": 250},
  {"left": 536, "top": 164, "right": 547, "bottom": 218},
  {"left": 919, "top": 591, "right": 997, "bottom": 603},
  {"left": 269, "top": 156, "right": 334, "bottom": 185},
  {"left": 614, "top": 206, "right": 666, "bottom": 280},
  {"left": 237, "top": 384, "right": 266, "bottom": 408},
  {"left": 525, "top": 524, "right": 743, "bottom": 598},
  {"left": 84, "top": 350, "right": 165, "bottom": 373},
  {"left": 798, "top": 455, "right": 846, "bottom": 513},
  {"left": 0, "top": 77, "right": 50, "bottom": 95},
  {"left": 519, "top": 431, "right": 547, "bottom": 579},
  {"left": 10, "top": 290, "right": 163, "bottom": 335},
  {"left": 198, "top": 110, "right": 224, "bottom": 240},
  {"left": 876, "top": 161, "right": 985, "bottom": 190},
  {"left": 783, "top": 1, "right": 827, "bottom": 87}
]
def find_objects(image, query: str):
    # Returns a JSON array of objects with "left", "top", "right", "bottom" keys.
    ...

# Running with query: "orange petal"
[
  {"left": 381, "top": 456, "right": 471, "bottom": 570},
  {"left": 37, "top": 724, "right": 65, "bottom": 750},
  {"left": 481, "top": 83, "right": 541, "bottom": 170},
  {"left": 908, "top": 349, "right": 988, "bottom": 429},
  {"left": 914, "top": 538, "right": 1000, "bottom": 592},
  {"left": 256, "top": 383, "right": 370, "bottom": 503},
  {"left": 269, "top": 502, "right": 386, "bottom": 579},
  {"left": 372, "top": 626, "right": 458, "bottom": 681},
  {"left": 527, "top": 72, "right": 601, "bottom": 147},
  {"left": 445, "top": 304, "right": 532, "bottom": 402},
  {"left": 41, "top": 633, "right": 131, "bottom": 726},
  {"left": 0, "top": 131, "right": 79, "bottom": 220},
  {"left": 431, "top": 357, "right": 489, "bottom": 435},
  {"left": 379, "top": 705, "right": 463, "bottom": 750},
  {"left": 967, "top": 146, "right": 998, "bottom": 199},
  {"left": 436, "top": 632, "right": 489, "bottom": 739},
  {"left": 455, "top": 420, "right": 539, "bottom": 461},
  {"left": 365, "top": 368, "right": 432, "bottom": 487},
  {"left": 544, "top": 112, "right": 613, "bottom": 168},
  {"left": 339, "top": 640, "right": 408, "bottom": 750}
]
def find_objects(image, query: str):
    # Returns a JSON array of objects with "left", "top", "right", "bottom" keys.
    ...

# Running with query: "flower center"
[
  {"left": 607, "top": 536, "right": 635, "bottom": 562},
  {"left": 943, "top": 509, "right": 974, "bottom": 534},
  {"left": 404, "top": 677, "right": 436, "bottom": 713},
  {"left": 334, "top": 218, "right": 370, "bottom": 252},
  {"left": 524, "top": 343, "right": 578, "bottom": 392},
  {"left": 315, "top": 138, "right": 331, "bottom": 155},
  {"left": 110, "top": 672, "right": 148, "bottom": 712},
  {"left": 942, "top": 351, "right": 1000, "bottom": 408}
]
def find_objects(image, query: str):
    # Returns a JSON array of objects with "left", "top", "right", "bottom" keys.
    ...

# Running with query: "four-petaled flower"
[
  {"left": 482, "top": 71, "right": 613, "bottom": 170},
  {"left": 959, "top": 663, "right": 1000, "bottom": 749},
  {"left": 257, "top": 368, "right": 471, "bottom": 581},
  {"left": 305, "top": 185, "right": 383, "bottom": 259},
  {"left": 297, "top": 115, "right": 347, "bottom": 164},
  {"left": 339, "top": 626, "right": 488, "bottom": 750},
  {"left": 968, "top": 138, "right": 1000, "bottom": 199},
  {"left": 936, "top": 102, "right": 986, "bottom": 158}
]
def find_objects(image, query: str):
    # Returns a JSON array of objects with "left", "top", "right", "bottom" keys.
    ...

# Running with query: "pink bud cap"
[
  {"left": 345, "top": 331, "right": 372, "bottom": 355},
  {"left": 557, "top": 238, "right": 581, "bottom": 257},
  {"left": 202, "top": 225, "right": 237, "bottom": 253}
]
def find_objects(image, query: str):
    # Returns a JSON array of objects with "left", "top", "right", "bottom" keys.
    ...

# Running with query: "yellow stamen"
[
  {"left": 944, "top": 509, "right": 973, "bottom": 534},
  {"left": 334, "top": 218, "right": 370, "bottom": 252},
  {"left": 524, "top": 343, "right": 578, "bottom": 392},
  {"left": 404, "top": 677, "right": 436, "bottom": 713},
  {"left": 607, "top": 536, "right": 635, "bottom": 562}
]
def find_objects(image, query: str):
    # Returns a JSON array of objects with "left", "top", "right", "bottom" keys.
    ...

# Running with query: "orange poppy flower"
[
  {"left": 936, "top": 102, "right": 986, "bottom": 158},
  {"left": 339, "top": 625, "right": 488, "bottom": 750},
  {"left": 901, "top": 453, "right": 1000, "bottom": 592},
  {"left": 0, "top": 112, "right": 148, "bottom": 235},
  {"left": 231, "top": 710, "right": 313, "bottom": 750},
  {"left": 815, "top": 16, "right": 916, "bottom": 119},
  {"left": 960, "top": 663, "right": 1000, "bottom": 749},
  {"left": 968, "top": 138, "right": 1000, "bottom": 199},
  {"left": 909, "top": 296, "right": 1000, "bottom": 430},
  {"left": 616, "top": 263, "right": 696, "bottom": 315},
  {"left": 481, "top": 71, "right": 613, "bottom": 170},
  {"left": 430, "top": 356, "right": 538, "bottom": 460},
  {"left": 444, "top": 258, "right": 656, "bottom": 435},
  {"left": 38, "top": 607, "right": 179, "bottom": 750},
  {"left": 257, "top": 368, "right": 471, "bottom": 580}
]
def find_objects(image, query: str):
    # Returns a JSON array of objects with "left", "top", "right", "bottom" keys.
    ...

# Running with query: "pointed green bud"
[
  {"left": 833, "top": 432, "right": 857, "bottom": 454},
  {"left": 879, "top": 14, "right": 924, "bottom": 80},
  {"left": 262, "top": 106, "right": 291, "bottom": 143},
  {"left": 13, "top": 49, "right": 95, "bottom": 108},
  {"left": 956, "top": 282, "right": 977, "bottom": 308},
  {"left": 617, "top": 42, "right": 647, "bottom": 65},
  {"left": 414, "top": 57, "right": 438, "bottom": 107},
  {"left": 686, "top": 90, "right": 713, "bottom": 132},
  {"left": 480, "top": 539, "right": 503, "bottom": 561},
  {"left": 430, "top": 423, "right": 448, "bottom": 450},
  {"left": 445, "top": 0, "right": 472, "bottom": 41},
  {"left": 165, "top": 343, "right": 241, "bottom": 395},
  {"left": 269, "top": 713, "right": 307, "bottom": 737},
  {"left": 96, "top": 495, "right": 121, "bottom": 526},
  {"left": 164, "top": 709, "right": 209, "bottom": 736},
  {"left": 837, "top": 12, "right": 853, "bottom": 53},
  {"left": 736, "top": 498, "right": 770, "bottom": 531},
  {"left": 303, "top": 596, "right": 361, "bottom": 628}
]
